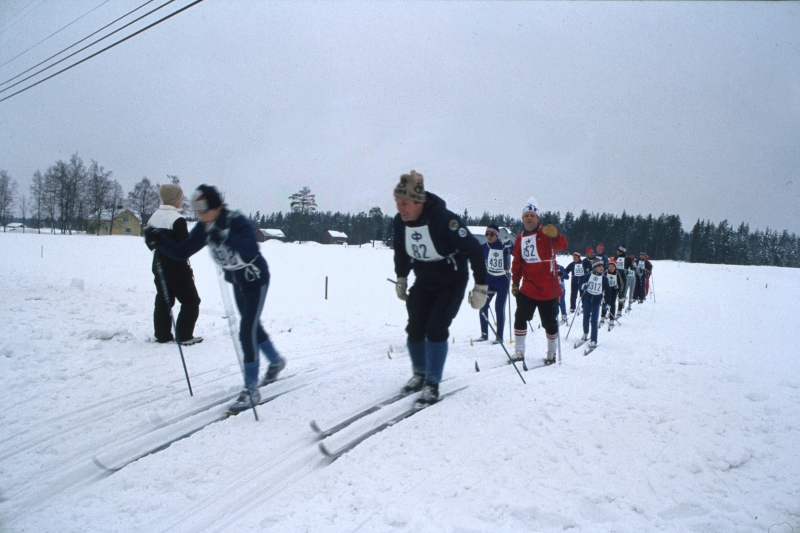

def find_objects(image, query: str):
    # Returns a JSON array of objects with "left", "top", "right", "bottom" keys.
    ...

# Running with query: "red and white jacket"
[{"left": 511, "top": 226, "right": 568, "bottom": 301}]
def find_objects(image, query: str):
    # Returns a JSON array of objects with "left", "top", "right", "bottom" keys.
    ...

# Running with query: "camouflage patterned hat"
[{"left": 393, "top": 170, "right": 426, "bottom": 203}]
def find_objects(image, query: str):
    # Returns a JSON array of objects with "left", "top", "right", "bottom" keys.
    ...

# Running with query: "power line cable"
[
  {"left": 0, "top": 0, "right": 179, "bottom": 95},
  {"left": 1, "top": 0, "right": 157, "bottom": 87},
  {"left": 0, "top": 0, "right": 204, "bottom": 104},
  {"left": 1, "top": 0, "right": 113, "bottom": 69}
]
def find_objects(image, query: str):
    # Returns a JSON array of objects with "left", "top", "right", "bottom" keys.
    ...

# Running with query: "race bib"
[
  {"left": 520, "top": 234, "right": 541, "bottom": 263},
  {"left": 636, "top": 262, "right": 645, "bottom": 275},
  {"left": 487, "top": 249, "right": 505, "bottom": 275},
  {"left": 211, "top": 244, "right": 246, "bottom": 271},
  {"left": 587, "top": 273, "right": 603, "bottom": 296},
  {"left": 405, "top": 225, "right": 445, "bottom": 262},
  {"left": 606, "top": 273, "right": 617, "bottom": 288},
  {"left": 574, "top": 264, "right": 584, "bottom": 277}
]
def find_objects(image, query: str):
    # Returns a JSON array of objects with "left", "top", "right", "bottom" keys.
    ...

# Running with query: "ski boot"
[
  {"left": 228, "top": 388, "right": 260, "bottom": 413},
  {"left": 260, "top": 358, "right": 286, "bottom": 386},
  {"left": 415, "top": 382, "right": 440, "bottom": 406},
  {"left": 402, "top": 373, "right": 425, "bottom": 393},
  {"left": 544, "top": 351, "right": 557, "bottom": 365}
]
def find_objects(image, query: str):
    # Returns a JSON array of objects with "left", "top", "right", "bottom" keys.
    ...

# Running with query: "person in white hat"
[{"left": 510, "top": 197, "right": 568, "bottom": 366}]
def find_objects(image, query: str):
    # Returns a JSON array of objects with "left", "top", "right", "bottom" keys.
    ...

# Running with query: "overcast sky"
[{"left": 1, "top": 1, "right": 798, "bottom": 233}]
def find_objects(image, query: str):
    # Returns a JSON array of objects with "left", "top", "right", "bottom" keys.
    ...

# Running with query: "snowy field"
[{"left": 1, "top": 230, "right": 799, "bottom": 533}]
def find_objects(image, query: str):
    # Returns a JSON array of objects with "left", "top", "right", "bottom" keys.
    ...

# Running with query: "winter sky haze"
[{"left": 1, "top": 1, "right": 799, "bottom": 233}]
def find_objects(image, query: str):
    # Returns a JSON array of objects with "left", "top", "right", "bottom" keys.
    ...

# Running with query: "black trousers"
[
  {"left": 153, "top": 265, "right": 200, "bottom": 342},
  {"left": 406, "top": 279, "right": 468, "bottom": 343},
  {"left": 514, "top": 293, "right": 560, "bottom": 337}
]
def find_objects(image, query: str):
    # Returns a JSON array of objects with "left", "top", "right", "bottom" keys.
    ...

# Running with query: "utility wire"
[
  {"left": 0, "top": 0, "right": 204, "bottom": 104},
  {"left": 1, "top": 0, "right": 112, "bottom": 69},
  {"left": 0, "top": 0, "right": 178, "bottom": 95},
  {"left": 1, "top": 0, "right": 156, "bottom": 88}
]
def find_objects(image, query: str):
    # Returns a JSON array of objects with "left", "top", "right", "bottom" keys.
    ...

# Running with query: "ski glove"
[
  {"left": 541, "top": 224, "right": 559, "bottom": 238},
  {"left": 395, "top": 277, "right": 408, "bottom": 301},
  {"left": 511, "top": 283, "right": 519, "bottom": 296},
  {"left": 143, "top": 226, "right": 163, "bottom": 250},
  {"left": 468, "top": 284, "right": 489, "bottom": 310}
]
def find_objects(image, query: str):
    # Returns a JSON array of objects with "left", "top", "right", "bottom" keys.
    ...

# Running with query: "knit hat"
[
  {"left": 485, "top": 224, "right": 500, "bottom": 237},
  {"left": 639, "top": 251, "right": 646, "bottom": 257},
  {"left": 159, "top": 184, "right": 183, "bottom": 207},
  {"left": 597, "top": 242, "right": 604, "bottom": 250},
  {"left": 522, "top": 197, "right": 540, "bottom": 216},
  {"left": 617, "top": 245, "right": 626, "bottom": 254},
  {"left": 572, "top": 251, "right": 581, "bottom": 258},
  {"left": 190, "top": 184, "right": 223, "bottom": 212},
  {"left": 592, "top": 259, "right": 604, "bottom": 270},
  {"left": 608, "top": 258, "right": 617, "bottom": 268},
  {"left": 394, "top": 171, "right": 426, "bottom": 203},
  {"left": 586, "top": 247, "right": 594, "bottom": 255}
]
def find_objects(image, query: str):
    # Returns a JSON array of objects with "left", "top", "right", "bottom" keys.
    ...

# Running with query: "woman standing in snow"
[
  {"left": 145, "top": 184, "right": 201, "bottom": 345},
  {"left": 145, "top": 184, "right": 286, "bottom": 413}
]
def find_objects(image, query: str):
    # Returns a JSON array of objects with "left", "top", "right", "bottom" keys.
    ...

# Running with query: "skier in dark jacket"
[
  {"left": 393, "top": 171, "right": 488, "bottom": 405},
  {"left": 580, "top": 259, "right": 612, "bottom": 349},
  {"left": 615, "top": 245, "right": 634, "bottom": 314},
  {"left": 145, "top": 184, "right": 286, "bottom": 413},
  {"left": 477, "top": 224, "right": 513, "bottom": 344},
  {"left": 601, "top": 258, "right": 626, "bottom": 324},
  {"left": 633, "top": 251, "right": 653, "bottom": 303},
  {"left": 563, "top": 251, "right": 586, "bottom": 314},
  {"left": 145, "top": 184, "right": 201, "bottom": 345}
]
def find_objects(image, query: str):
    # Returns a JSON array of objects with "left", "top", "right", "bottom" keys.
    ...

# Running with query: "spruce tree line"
[{"left": 250, "top": 192, "right": 800, "bottom": 268}]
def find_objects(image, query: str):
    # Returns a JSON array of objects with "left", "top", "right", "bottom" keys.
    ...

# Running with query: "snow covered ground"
[{"left": 1, "top": 230, "right": 799, "bottom": 533}]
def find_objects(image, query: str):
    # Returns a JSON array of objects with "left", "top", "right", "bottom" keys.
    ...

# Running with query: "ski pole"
[
  {"left": 507, "top": 278, "right": 513, "bottom": 344},
  {"left": 216, "top": 267, "right": 258, "bottom": 421},
  {"left": 549, "top": 237, "right": 562, "bottom": 365},
  {"left": 565, "top": 295, "right": 582, "bottom": 340},
  {"left": 650, "top": 275, "right": 656, "bottom": 303},
  {"left": 481, "top": 311, "right": 526, "bottom": 383},
  {"left": 154, "top": 254, "right": 193, "bottom": 397}
]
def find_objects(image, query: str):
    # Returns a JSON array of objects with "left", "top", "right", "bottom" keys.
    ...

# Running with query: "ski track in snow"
[{"left": 1, "top": 232, "right": 800, "bottom": 532}]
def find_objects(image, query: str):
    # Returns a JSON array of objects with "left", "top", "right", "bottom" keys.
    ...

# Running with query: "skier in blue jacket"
[
  {"left": 580, "top": 258, "right": 612, "bottom": 350},
  {"left": 145, "top": 184, "right": 286, "bottom": 413},
  {"left": 477, "top": 224, "right": 513, "bottom": 343},
  {"left": 563, "top": 251, "right": 585, "bottom": 314}
]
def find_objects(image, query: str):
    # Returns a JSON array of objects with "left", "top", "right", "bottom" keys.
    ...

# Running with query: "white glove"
[
  {"left": 395, "top": 277, "right": 408, "bottom": 301},
  {"left": 468, "top": 284, "right": 489, "bottom": 310}
]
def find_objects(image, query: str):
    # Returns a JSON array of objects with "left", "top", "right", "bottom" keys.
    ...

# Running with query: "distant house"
[
  {"left": 467, "top": 226, "right": 516, "bottom": 246},
  {"left": 256, "top": 228, "right": 286, "bottom": 243},
  {"left": 325, "top": 230, "right": 348, "bottom": 245},
  {"left": 3, "top": 222, "right": 27, "bottom": 232},
  {"left": 86, "top": 209, "right": 142, "bottom": 236}
]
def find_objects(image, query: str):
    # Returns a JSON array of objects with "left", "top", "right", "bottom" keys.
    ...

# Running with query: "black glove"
[{"left": 143, "top": 226, "right": 163, "bottom": 250}]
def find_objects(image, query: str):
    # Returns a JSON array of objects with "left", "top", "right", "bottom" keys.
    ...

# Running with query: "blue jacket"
[
  {"left": 483, "top": 239, "right": 512, "bottom": 290},
  {"left": 581, "top": 271, "right": 612, "bottom": 307},
  {"left": 156, "top": 209, "right": 270, "bottom": 289},
  {"left": 564, "top": 259, "right": 587, "bottom": 286}
]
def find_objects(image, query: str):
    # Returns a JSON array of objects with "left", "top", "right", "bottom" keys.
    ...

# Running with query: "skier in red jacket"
[{"left": 510, "top": 197, "right": 568, "bottom": 366}]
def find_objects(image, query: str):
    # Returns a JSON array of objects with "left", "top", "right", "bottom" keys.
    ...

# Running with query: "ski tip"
[
  {"left": 92, "top": 456, "right": 117, "bottom": 474},
  {"left": 318, "top": 442, "right": 337, "bottom": 461}
]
